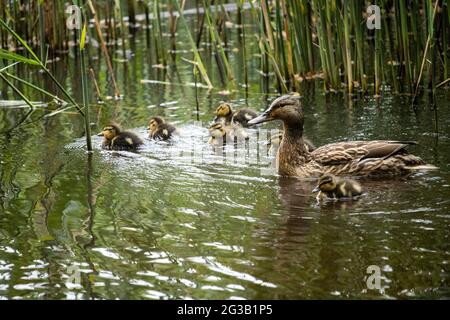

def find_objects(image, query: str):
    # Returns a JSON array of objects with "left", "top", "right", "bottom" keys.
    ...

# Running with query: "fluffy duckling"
[
  {"left": 98, "top": 123, "right": 144, "bottom": 150},
  {"left": 208, "top": 123, "right": 226, "bottom": 146},
  {"left": 268, "top": 132, "right": 316, "bottom": 155},
  {"left": 213, "top": 103, "right": 258, "bottom": 127},
  {"left": 207, "top": 122, "right": 249, "bottom": 145},
  {"left": 313, "top": 174, "right": 363, "bottom": 200},
  {"left": 147, "top": 116, "right": 178, "bottom": 141}
]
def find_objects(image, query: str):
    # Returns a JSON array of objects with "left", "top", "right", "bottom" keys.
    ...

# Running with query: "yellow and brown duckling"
[
  {"left": 147, "top": 116, "right": 178, "bottom": 141},
  {"left": 248, "top": 94, "right": 437, "bottom": 178},
  {"left": 207, "top": 122, "right": 249, "bottom": 146},
  {"left": 214, "top": 103, "right": 258, "bottom": 128},
  {"left": 98, "top": 123, "right": 144, "bottom": 151},
  {"left": 313, "top": 174, "right": 363, "bottom": 200},
  {"left": 208, "top": 123, "right": 226, "bottom": 146}
]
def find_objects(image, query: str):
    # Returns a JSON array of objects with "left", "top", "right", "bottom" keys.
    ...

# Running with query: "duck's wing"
[{"left": 311, "top": 140, "right": 417, "bottom": 165}]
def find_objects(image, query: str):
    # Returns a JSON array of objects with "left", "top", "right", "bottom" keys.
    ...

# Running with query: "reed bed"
[{"left": 0, "top": 0, "right": 449, "bottom": 102}]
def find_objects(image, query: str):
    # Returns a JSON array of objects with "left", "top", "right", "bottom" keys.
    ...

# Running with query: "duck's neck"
[
  {"left": 277, "top": 122, "right": 310, "bottom": 176},
  {"left": 284, "top": 123, "right": 304, "bottom": 142}
]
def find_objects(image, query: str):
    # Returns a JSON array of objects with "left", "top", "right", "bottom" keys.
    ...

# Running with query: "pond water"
[{"left": 0, "top": 13, "right": 450, "bottom": 299}]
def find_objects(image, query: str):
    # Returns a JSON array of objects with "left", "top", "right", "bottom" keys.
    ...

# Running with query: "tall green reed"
[{"left": 1, "top": 0, "right": 449, "bottom": 96}]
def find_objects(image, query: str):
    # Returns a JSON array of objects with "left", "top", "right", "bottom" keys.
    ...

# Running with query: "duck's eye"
[{"left": 319, "top": 180, "right": 330, "bottom": 187}]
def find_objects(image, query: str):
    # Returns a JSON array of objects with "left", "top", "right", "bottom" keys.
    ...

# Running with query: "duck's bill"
[
  {"left": 247, "top": 113, "right": 271, "bottom": 126},
  {"left": 97, "top": 132, "right": 104, "bottom": 136},
  {"left": 312, "top": 187, "right": 320, "bottom": 193}
]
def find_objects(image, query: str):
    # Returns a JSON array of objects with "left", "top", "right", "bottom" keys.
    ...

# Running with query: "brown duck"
[
  {"left": 248, "top": 95, "right": 437, "bottom": 178},
  {"left": 147, "top": 116, "right": 178, "bottom": 141},
  {"left": 313, "top": 174, "right": 363, "bottom": 200},
  {"left": 98, "top": 123, "right": 143, "bottom": 150},
  {"left": 214, "top": 103, "right": 258, "bottom": 128}
]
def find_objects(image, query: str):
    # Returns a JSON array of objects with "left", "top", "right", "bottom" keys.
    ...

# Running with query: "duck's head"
[
  {"left": 97, "top": 123, "right": 121, "bottom": 140},
  {"left": 248, "top": 94, "right": 303, "bottom": 127},
  {"left": 208, "top": 122, "right": 226, "bottom": 145},
  {"left": 213, "top": 103, "right": 233, "bottom": 122},
  {"left": 147, "top": 116, "right": 165, "bottom": 134},
  {"left": 313, "top": 174, "right": 337, "bottom": 193}
]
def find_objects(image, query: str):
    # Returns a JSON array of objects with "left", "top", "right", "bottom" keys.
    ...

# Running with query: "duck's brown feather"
[
  {"left": 278, "top": 139, "right": 426, "bottom": 178},
  {"left": 311, "top": 140, "right": 418, "bottom": 165}
]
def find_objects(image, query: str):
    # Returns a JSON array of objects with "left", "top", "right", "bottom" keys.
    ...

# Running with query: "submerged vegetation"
[{"left": 0, "top": 0, "right": 449, "bottom": 149}]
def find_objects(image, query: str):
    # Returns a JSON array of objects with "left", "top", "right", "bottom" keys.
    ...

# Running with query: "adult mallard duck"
[
  {"left": 313, "top": 174, "right": 363, "bottom": 200},
  {"left": 98, "top": 123, "right": 143, "bottom": 150},
  {"left": 213, "top": 103, "right": 258, "bottom": 127},
  {"left": 147, "top": 116, "right": 178, "bottom": 141},
  {"left": 248, "top": 94, "right": 437, "bottom": 178}
]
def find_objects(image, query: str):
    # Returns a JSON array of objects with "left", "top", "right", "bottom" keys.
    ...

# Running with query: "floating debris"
[{"left": 140, "top": 79, "right": 210, "bottom": 89}]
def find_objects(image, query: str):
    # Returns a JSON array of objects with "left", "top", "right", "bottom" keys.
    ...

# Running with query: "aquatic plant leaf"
[
  {"left": 80, "top": 23, "right": 87, "bottom": 51},
  {"left": 0, "top": 19, "right": 40, "bottom": 63},
  {"left": 0, "top": 73, "right": 37, "bottom": 109},
  {"left": 0, "top": 49, "right": 39, "bottom": 65}
]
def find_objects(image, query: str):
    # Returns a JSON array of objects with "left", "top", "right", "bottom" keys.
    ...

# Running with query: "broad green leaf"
[{"left": 0, "top": 49, "right": 39, "bottom": 65}]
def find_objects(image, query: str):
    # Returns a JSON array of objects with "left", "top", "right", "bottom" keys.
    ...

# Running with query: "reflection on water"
[{"left": 1, "top": 18, "right": 450, "bottom": 300}]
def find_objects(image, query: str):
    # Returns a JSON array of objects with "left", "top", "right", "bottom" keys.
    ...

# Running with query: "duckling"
[
  {"left": 207, "top": 122, "right": 249, "bottom": 145},
  {"left": 313, "top": 174, "right": 363, "bottom": 200},
  {"left": 213, "top": 103, "right": 258, "bottom": 127},
  {"left": 208, "top": 122, "right": 226, "bottom": 146},
  {"left": 147, "top": 116, "right": 178, "bottom": 141},
  {"left": 268, "top": 131, "right": 316, "bottom": 156},
  {"left": 248, "top": 94, "right": 437, "bottom": 178},
  {"left": 97, "top": 123, "right": 143, "bottom": 150}
]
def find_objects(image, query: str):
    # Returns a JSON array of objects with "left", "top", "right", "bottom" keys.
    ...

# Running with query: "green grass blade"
[
  {"left": 0, "top": 73, "right": 37, "bottom": 109},
  {"left": 175, "top": 1, "right": 213, "bottom": 89},
  {"left": 0, "top": 62, "right": 20, "bottom": 72},
  {"left": 0, "top": 49, "right": 40, "bottom": 65},
  {"left": 0, "top": 18, "right": 40, "bottom": 62},
  {"left": 4, "top": 72, "right": 67, "bottom": 104}
]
